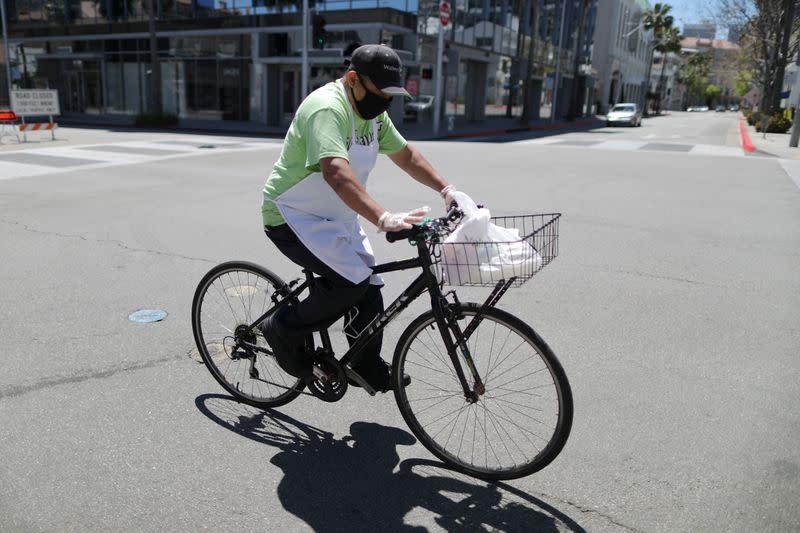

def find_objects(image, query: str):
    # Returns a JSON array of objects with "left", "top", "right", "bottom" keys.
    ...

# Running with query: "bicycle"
[{"left": 191, "top": 208, "right": 573, "bottom": 480}]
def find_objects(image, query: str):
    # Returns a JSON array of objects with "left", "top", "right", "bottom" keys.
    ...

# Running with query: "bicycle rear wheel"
[
  {"left": 191, "top": 261, "right": 303, "bottom": 408},
  {"left": 392, "top": 303, "right": 573, "bottom": 481}
]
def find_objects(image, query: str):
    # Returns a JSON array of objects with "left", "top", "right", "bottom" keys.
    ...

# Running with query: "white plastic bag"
[{"left": 440, "top": 195, "right": 542, "bottom": 285}]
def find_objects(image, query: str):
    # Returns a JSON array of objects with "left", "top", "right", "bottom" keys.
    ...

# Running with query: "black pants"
[{"left": 265, "top": 224, "right": 384, "bottom": 368}]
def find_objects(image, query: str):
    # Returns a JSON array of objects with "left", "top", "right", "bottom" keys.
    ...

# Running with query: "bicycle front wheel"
[
  {"left": 393, "top": 303, "right": 573, "bottom": 481},
  {"left": 191, "top": 261, "right": 303, "bottom": 408}
]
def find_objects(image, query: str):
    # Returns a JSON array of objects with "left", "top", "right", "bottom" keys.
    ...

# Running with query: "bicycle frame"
[{"left": 243, "top": 239, "right": 503, "bottom": 401}]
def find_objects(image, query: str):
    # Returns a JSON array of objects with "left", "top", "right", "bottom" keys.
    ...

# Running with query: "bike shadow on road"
[{"left": 195, "top": 394, "right": 585, "bottom": 532}]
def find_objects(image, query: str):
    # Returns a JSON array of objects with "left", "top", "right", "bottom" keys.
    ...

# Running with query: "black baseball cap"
[{"left": 349, "top": 44, "right": 411, "bottom": 98}]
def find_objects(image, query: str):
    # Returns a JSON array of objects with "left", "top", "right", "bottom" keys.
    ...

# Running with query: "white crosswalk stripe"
[
  {"left": 0, "top": 160, "right": 53, "bottom": 181},
  {"left": 513, "top": 137, "right": 747, "bottom": 157},
  {"left": 0, "top": 138, "right": 280, "bottom": 181},
  {"left": 688, "top": 145, "right": 745, "bottom": 158}
]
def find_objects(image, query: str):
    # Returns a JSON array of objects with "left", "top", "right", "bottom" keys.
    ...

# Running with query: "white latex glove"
[
  {"left": 440, "top": 184, "right": 457, "bottom": 209},
  {"left": 441, "top": 185, "right": 479, "bottom": 215},
  {"left": 377, "top": 206, "right": 430, "bottom": 232}
]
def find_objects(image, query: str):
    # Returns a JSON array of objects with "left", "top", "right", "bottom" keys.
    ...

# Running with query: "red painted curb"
[{"left": 739, "top": 118, "right": 756, "bottom": 153}]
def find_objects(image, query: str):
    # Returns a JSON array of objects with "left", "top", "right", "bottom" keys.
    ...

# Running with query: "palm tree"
[
  {"left": 643, "top": 2, "right": 674, "bottom": 36},
  {"left": 643, "top": 3, "right": 675, "bottom": 115}
]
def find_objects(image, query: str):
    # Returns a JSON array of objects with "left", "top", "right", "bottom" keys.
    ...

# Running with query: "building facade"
[
  {"left": 2, "top": 0, "right": 599, "bottom": 129},
  {"left": 680, "top": 37, "right": 740, "bottom": 108},
  {"left": 413, "top": 0, "right": 598, "bottom": 126},
  {"left": 591, "top": 0, "right": 652, "bottom": 114},
  {"left": 3, "top": 0, "right": 418, "bottom": 129}
]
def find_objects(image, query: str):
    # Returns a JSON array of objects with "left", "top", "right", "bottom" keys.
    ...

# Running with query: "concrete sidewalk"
[
  {"left": 0, "top": 115, "right": 605, "bottom": 152},
  {"left": 741, "top": 116, "right": 800, "bottom": 159},
  {"left": 0, "top": 126, "right": 281, "bottom": 152}
]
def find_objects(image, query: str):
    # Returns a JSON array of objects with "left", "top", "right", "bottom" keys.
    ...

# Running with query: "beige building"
[{"left": 680, "top": 37, "right": 741, "bottom": 107}]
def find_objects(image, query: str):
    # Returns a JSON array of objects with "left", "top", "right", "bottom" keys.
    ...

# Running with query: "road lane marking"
[
  {"left": 514, "top": 138, "right": 748, "bottom": 157},
  {"left": 0, "top": 160, "right": 53, "bottom": 180},
  {"left": 513, "top": 138, "right": 563, "bottom": 145},
  {"left": 555, "top": 139, "right": 603, "bottom": 146},
  {"left": 0, "top": 152, "right": 102, "bottom": 167},
  {"left": 28, "top": 146, "right": 150, "bottom": 163},
  {"left": 689, "top": 145, "right": 745, "bottom": 158},
  {"left": 78, "top": 145, "right": 187, "bottom": 156},
  {"left": 0, "top": 139, "right": 281, "bottom": 182}
]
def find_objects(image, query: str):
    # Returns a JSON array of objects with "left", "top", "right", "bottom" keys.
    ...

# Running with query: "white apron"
[{"left": 270, "top": 81, "right": 383, "bottom": 285}]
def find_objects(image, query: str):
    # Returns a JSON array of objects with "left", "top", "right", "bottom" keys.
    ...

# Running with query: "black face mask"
[{"left": 350, "top": 78, "right": 392, "bottom": 120}]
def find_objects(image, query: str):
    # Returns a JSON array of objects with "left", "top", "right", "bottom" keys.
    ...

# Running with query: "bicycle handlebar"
[
  {"left": 385, "top": 227, "right": 419, "bottom": 243},
  {"left": 385, "top": 205, "right": 462, "bottom": 244}
]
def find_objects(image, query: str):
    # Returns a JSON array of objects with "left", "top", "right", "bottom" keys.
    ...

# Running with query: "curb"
[{"left": 739, "top": 117, "right": 756, "bottom": 153}]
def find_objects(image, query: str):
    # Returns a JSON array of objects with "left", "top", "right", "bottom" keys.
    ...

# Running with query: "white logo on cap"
[{"left": 383, "top": 65, "right": 401, "bottom": 73}]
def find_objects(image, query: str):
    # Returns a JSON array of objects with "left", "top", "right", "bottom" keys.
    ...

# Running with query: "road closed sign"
[{"left": 11, "top": 90, "right": 61, "bottom": 117}]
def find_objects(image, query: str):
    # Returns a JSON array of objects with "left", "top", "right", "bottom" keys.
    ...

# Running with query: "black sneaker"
[
  {"left": 349, "top": 358, "right": 410, "bottom": 393},
  {"left": 259, "top": 315, "right": 313, "bottom": 381}
]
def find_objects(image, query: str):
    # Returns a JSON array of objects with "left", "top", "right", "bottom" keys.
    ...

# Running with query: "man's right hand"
[{"left": 377, "top": 207, "right": 430, "bottom": 232}]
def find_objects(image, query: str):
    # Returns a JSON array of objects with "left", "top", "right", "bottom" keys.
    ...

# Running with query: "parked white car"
[
  {"left": 404, "top": 95, "right": 434, "bottom": 117},
  {"left": 606, "top": 103, "right": 642, "bottom": 127}
]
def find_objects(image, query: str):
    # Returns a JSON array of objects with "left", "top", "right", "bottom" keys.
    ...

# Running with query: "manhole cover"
[
  {"left": 129, "top": 309, "right": 168, "bottom": 323},
  {"left": 198, "top": 144, "right": 216, "bottom": 149},
  {"left": 225, "top": 285, "right": 259, "bottom": 298}
]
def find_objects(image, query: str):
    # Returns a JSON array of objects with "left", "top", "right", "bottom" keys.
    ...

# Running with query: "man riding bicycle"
[{"left": 260, "top": 44, "right": 470, "bottom": 392}]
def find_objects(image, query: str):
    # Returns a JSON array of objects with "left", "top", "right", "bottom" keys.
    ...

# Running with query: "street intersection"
[{"left": 1, "top": 112, "right": 798, "bottom": 532}]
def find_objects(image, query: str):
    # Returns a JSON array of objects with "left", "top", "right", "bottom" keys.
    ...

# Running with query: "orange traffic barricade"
[{"left": 0, "top": 109, "right": 21, "bottom": 143}]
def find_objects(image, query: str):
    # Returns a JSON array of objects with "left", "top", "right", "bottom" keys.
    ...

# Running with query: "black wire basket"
[{"left": 429, "top": 213, "right": 560, "bottom": 287}]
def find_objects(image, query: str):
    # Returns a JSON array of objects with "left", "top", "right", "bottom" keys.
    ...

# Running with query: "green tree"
[
  {"left": 705, "top": 84, "right": 723, "bottom": 106},
  {"left": 643, "top": 2, "right": 674, "bottom": 39},
  {"left": 678, "top": 51, "right": 712, "bottom": 107},
  {"left": 734, "top": 71, "right": 754, "bottom": 98},
  {"left": 718, "top": 0, "right": 798, "bottom": 113}
]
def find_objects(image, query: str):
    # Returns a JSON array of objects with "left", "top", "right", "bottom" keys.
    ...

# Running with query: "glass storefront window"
[{"left": 444, "top": 60, "right": 465, "bottom": 118}]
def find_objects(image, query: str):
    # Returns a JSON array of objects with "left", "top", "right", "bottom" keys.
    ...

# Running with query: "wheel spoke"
[
  {"left": 193, "top": 265, "right": 301, "bottom": 407},
  {"left": 397, "top": 307, "right": 571, "bottom": 478}
]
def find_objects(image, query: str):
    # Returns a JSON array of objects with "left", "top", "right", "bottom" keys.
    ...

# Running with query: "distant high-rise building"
[{"left": 683, "top": 23, "right": 716, "bottom": 40}]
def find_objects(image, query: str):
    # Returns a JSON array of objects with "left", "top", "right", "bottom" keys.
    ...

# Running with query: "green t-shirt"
[{"left": 262, "top": 80, "right": 408, "bottom": 227}]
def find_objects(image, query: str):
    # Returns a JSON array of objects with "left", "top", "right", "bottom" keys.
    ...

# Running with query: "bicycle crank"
[{"left": 306, "top": 351, "right": 348, "bottom": 402}]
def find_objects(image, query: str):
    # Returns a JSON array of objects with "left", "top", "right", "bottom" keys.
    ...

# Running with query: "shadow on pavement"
[{"left": 195, "top": 394, "right": 585, "bottom": 532}]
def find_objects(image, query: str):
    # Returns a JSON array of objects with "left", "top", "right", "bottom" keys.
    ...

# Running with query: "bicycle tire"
[
  {"left": 392, "top": 303, "right": 573, "bottom": 481},
  {"left": 191, "top": 261, "right": 303, "bottom": 408}
]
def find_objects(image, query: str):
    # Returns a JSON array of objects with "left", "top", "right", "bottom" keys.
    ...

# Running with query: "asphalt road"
[{"left": 1, "top": 112, "right": 798, "bottom": 532}]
